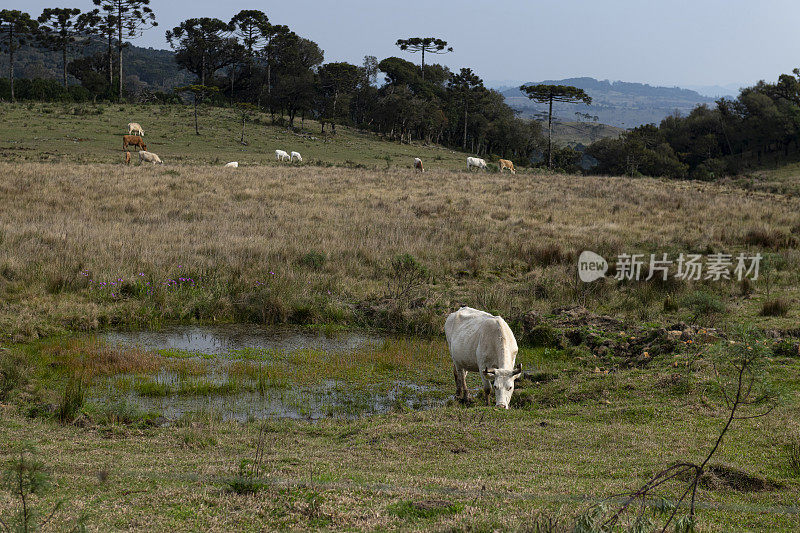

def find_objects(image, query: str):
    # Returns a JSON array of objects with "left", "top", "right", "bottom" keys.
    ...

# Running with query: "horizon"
[{"left": 4, "top": 0, "right": 795, "bottom": 91}]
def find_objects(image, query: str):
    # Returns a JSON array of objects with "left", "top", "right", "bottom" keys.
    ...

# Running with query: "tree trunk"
[
  {"left": 62, "top": 46, "right": 68, "bottom": 88},
  {"left": 240, "top": 114, "right": 245, "bottom": 144},
  {"left": 267, "top": 59, "right": 273, "bottom": 121},
  {"left": 462, "top": 100, "right": 468, "bottom": 149},
  {"left": 547, "top": 97, "right": 553, "bottom": 169},
  {"left": 194, "top": 94, "right": 199, "bottom": 135},
  {"left": 117, "top": 13, "right": 123, "bottom": 101},
  {"left": 107, "top": 33, "right": 113, "bottom": 91},
  {"left": 9, "top": 28, "right": 15, "bottom": 102},
  {"left": 421, "top": 46, "right": 425, "bottom": 81}
]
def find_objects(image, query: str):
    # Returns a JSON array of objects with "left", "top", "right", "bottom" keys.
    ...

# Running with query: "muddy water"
[
  {"left": 103, "top": 325, "right": 381, "bottom": 355},
  {"left": 96, "top": 326, "right": 446, "bottom": 422}
]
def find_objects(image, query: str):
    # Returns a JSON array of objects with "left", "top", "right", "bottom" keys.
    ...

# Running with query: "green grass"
[
  {"left": 1, "top": 345, "right": 799, "bottom": 531},
  {"left": 0, "top": 102, "right": 481, "bottom": 171}
]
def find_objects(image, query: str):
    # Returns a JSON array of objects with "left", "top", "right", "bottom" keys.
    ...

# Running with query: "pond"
[{"left": 90, "top": 325, "right": 450, "bottom": 423}]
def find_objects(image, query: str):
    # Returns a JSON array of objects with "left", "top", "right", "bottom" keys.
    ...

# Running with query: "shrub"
[
  {"left": 385, "top": 254, "right": 428, "bottom": 303},
  {"left": 772, "top": 338, "right": 799, "bottom": 358},
  {"left": 744, "top": 228, "right": 791, "bottom": 250},
  {"left": 760, "top": 298, "right": 790, "bottom": 317},
  {"left": 523, "top": 243, "right": 567, "bottom": 267},
  {"left": 787, "top": 439, "right": 800, "bottom": 478},
  {"left": 525, "top": 324, "right": 564, "bottom": 348},
  {"left": 681, "top": 291, "right": 725, "bottom": 316},
  {"left": 56, "top": 378, "right": 84, "bottom": 423},
  {"left": 300, "top": 250, "right": 327, "bottom": 270},
  {"left": 0, "top": 350, "right": 27, "bottom": 401},
  {"left": 663, "top": 294, "right": 679, "bottom": 312}
]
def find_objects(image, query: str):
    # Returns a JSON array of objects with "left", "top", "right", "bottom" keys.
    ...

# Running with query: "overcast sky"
[{"left": 9, "top": 0, "right": 800, "bottom": 89}]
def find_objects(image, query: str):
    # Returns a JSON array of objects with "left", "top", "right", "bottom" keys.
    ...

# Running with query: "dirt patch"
[{"left": 678, "top": 464, "right": 781, "bottom": 493}]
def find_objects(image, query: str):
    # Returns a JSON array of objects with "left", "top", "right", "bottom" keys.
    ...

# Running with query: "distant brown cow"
[
  {"left": 125, "top": 151, "right": 131, "bottom": 165},
  {"left": 414, "top": 157, "right": 424, "bottom": 172},
  {"left": 123, "top": 135, "right": 146, "bottom": 151},
  {"left": 499, "top": 159, "right": 516, "bottom": 174}
]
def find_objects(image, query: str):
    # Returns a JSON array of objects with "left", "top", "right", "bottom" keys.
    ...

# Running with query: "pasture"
[
  {"left": 0, "top": 102, "right": 473, "bottom": 170},
  {"left": 1, "top": 104, "right": 800, "bottom": 531}
]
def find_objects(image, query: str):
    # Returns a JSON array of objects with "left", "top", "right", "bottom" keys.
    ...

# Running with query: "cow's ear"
[{"left": 512, "top": 364, "right": 523, "bottom": 379}]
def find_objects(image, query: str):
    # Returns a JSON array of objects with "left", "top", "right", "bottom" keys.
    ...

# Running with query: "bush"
[
  {"left": 385, "top": 254, "right": 428, "bottom": 303},
  {"left": 299, "top": 250, "right": 327, "bottom": 270},
  {"left": 0, "top": 350, "right": 27, "bottom": 401},
  {"left": 760, "top": 298, "right": 790, "bottom": 317},
  {"left": 681, "top": 291, "right": 725, "bottom": 316},
  {"left": 525, "top": 324, "right": 565, "bottom": 348},
  {"left": 772, "top": 338, "right": 799, "bottom": 358},
  {"left": 523, "top": 242, "right": 567, "bottom": 267},
  {"left": 787, "top": 439, "right": 800, "bottom": 478},
  {"left": 56, "top": 378, "right": 84, "bottom": 423},
  {"left": 744, "top": 228, "right": 792, "bottom": 250}
]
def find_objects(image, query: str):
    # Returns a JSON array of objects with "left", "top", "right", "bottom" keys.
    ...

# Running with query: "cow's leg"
[
  {"left": 453, "top": 365, "right": 468, "bottom": 402},
  {"left": 480, "top": 374, "right": 492, "bottom": 405}
]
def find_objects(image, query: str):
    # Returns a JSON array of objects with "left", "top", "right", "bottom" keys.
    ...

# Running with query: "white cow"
[
  {"left": 413, "top": 157, "right": 424, "bottom": 172},
  {"left": 467, "top": 157, "right": 487, "bottom": 171},
  {"left": 224, "top": 161, "right": 239, "bottom": 168},
  {"left": 128, "top": 122, "right": 144, "bottom": 136},
  {"left": 445, "top": 306, "right": 521, "bottom": 409},
  {"left": 275, "top": 149, "right": 290, "bottom": 161},
  {"left": 138, "top": 150, "right": 163, "bottom": 165},
  {"left": 290, "top": 151, "right": 303, "bottom": 163}
]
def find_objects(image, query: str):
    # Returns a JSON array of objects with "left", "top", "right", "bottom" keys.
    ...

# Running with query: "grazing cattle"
[
  {"left": 445, "top": 306, "right": 521, "bottom": 409},
  {"left": 224, "top": 161, "right": 239, "bottom": 168},
  {"left": 123, "top": 135, "right": 146, "bottom": 152},
  {"left": 414, "top": 157, "right": 424, "bottom": 172},
  {"left": 125, "top": 151, "right": 131, "bottom": 165},
  {"left": 128, "top": 122, "right": 144, "bottom": 136},
  {"left": 499, "top": 159, "right": 516, "bottom": 174},
  {"left": 138, "top": 151, "right": 163, "bottom": 165},
  {"left": 275, "top": 149, "right": 290, "bottom": 161},
  {"left": 290, "top": 151, "right": 303, "bottom": 163},
  {"left": 467, "top": 157, "right": 487, "bottom": 171}
]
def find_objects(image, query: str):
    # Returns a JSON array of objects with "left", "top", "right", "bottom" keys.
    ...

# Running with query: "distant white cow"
[
  {"left": 224, "top": 161, "right": 239, "bottom": 168},
  {"left": 290, "top": 151, "right": 303, "bottom": 163},
  {"left": 275, "top": 149, "right": 290, "bottom": 161},
  {"left": 128, "top": 122, "right": 144, "bottom": 136},
  {"left": 413, "top": 157, "right": 424, "bottom": 172},
  {"left": 138, "top": 150, "right": 163, "bottom": 165},
  {"left": 445, "top": 306, "right": 521, "bottom": 409},
  {"left": 467, "top": 157, "right": 487, "bottom": 171}
]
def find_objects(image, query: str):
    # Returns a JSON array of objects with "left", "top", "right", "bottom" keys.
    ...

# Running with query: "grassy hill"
[
  {"left": 551, "top": 120, "right": 625, "bottom": 146},
  {"left": 0, "top": 102, "right": 476, "bottom": 170}
]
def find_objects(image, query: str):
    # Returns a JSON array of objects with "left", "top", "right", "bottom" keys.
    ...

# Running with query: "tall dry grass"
[{"left": 0, "top": 162, "right": 798, "bottom": 339}]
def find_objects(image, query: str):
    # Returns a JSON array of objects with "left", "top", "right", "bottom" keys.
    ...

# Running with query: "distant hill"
[
  {"left": 504, "top": 77, "right": 717, "bottom": 128},
  {"left": 551, "top": 121, "right": 625, "bottom": 146}
]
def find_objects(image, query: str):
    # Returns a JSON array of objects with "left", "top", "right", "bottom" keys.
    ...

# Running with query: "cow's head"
[{"left": 483, "top": 364, "right": 522, "bottom": 409}]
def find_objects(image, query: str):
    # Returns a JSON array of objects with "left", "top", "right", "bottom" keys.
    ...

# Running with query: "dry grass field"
[
  {"left": 1, "top": 161, "right": 799, "bottom": 341},
  {"left": 2, "top": 103, "right": 800, "bottom": 531}
]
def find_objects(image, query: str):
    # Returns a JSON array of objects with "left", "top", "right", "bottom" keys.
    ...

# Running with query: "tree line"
[
  {"left": 586, "top": 69, "right": 800, "bottom": 179},
  {"left": 1, "top": 5, "right": 561, "bottom": 164}
]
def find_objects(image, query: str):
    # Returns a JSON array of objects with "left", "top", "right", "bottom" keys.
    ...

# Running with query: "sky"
[{"left": 9, "top": 0, "right": 800, "bottom": 90}]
